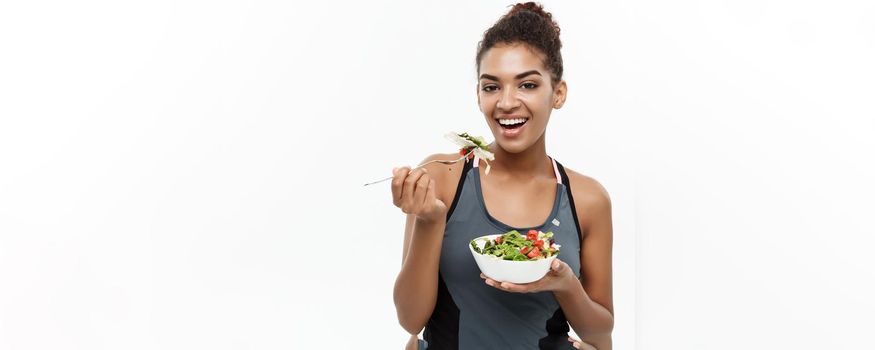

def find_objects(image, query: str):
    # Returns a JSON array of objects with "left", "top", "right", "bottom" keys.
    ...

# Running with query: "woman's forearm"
[
  {"left": 393, "top": 217, "right": 445, "bottom": 334},
  {"left": 554, "top": 277, "right": 614, "bottom": 349}
]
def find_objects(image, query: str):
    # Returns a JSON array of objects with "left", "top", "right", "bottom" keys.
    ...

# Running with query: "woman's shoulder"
[
  {"left": 418, "top": 152, "right": 468, "bottom": 204},
  {"left": 560, "top": 165, "right": 612, "bottom": 225}
]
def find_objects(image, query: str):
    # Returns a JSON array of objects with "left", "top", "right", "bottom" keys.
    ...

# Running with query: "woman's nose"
[{"left": 497, "top": 87, "right": 521, "bottom": 111}]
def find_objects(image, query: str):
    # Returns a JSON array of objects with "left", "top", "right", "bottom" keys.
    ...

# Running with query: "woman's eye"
[{"left": 481, "top": 83, "right": 535, "bottom": 92}]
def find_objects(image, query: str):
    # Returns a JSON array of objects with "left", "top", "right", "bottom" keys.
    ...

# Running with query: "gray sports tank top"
[{"left": 423, "top": 155, "right": 583, "bottom": 350}]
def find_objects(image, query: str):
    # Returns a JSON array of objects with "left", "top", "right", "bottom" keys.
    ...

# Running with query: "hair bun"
[
  {"left": 477, "top": 2, "right": 564, "bottom": 84},
  {"left": 507, "top": 2, "right": 560, "bottom": 36}
]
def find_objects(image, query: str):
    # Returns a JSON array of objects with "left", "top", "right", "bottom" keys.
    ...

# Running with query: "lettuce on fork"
[{"left": 445, "top": 132, "right": 495, "bottom": 175}]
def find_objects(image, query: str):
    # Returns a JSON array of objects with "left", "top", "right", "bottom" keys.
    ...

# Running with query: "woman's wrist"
[
  {"left": 415, "top": 210, "right": 447, "bottom": 226},
  {"left": 554, "top": 271, "right": 581, "bottom": 296}
]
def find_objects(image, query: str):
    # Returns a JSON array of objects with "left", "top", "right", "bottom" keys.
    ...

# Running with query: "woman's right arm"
[
  {"left": 391, "top": 160, "right": 449, "bottom": 335},
  {"left": 395, "top": 213, "right": 445, "bottom": 334}
]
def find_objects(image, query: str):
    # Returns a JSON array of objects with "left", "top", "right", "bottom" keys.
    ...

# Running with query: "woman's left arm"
[{"left": 554, "top": 179, "right": 614, "bottom": 349}]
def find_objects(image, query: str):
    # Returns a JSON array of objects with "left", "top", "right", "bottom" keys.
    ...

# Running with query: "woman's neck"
[{"left": 486, "top": 134, "right": 552, "bottom": 180}]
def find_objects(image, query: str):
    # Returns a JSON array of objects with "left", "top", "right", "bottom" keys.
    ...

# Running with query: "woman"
[{"left": 391, "top": 3, "right": 613, "bottom": 349}]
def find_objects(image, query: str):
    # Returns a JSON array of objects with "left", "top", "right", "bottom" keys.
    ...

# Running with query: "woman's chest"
[{"left": 480, "top": 179, "right": 557, "bottom": 229}]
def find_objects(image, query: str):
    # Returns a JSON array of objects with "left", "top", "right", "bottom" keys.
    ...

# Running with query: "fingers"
[
  {"left": 481, "top": 276, "right": 533, "bottom": 293},
  {"left": 411, "top": 170, "right": 429, "bottom": 213},
  {"left": 549, "top": 259, "right": 573, "bottom": 279},
  {"left": 401, "top": 168, "right": 427, "bottom": 213},
  {"left": 392, "top": 165, "right": 442, "bottom": 222},
  {"left": 552, "top": 259, "right": 564, "bottom": 273},
  {"left": 391, "top": 167, "right": 410, "bottom": 207},
  {"left": 568, "top": 337, "right": 596, "bottom": 350},
  {"left": 479, "top": 274, "right": 501, "bottom": 289},
  {"left": 497, "top": 281, "right": 526, "bottom": 293},
  {"left": 423, "top": 177, "right": 437, "bottom": 211}
]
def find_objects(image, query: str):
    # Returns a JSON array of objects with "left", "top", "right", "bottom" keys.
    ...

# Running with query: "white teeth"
[{"left": 498, "top": 118, "right": 528, "bottom": 126}]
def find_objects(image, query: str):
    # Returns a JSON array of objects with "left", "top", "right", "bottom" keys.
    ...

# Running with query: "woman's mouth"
[{"left": 496, "top": 117, "right": 529, "bottom": 137}]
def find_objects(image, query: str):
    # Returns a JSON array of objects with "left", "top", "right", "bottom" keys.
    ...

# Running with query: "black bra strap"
[
  {"left": 555, "top": 160, "right": 584, "bottom": 248},
  {"left": 445, "top": 158, "right": 473, "bottom": 223}
]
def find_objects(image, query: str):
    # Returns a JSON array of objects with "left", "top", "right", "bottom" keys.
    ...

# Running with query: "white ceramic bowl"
[{"left": 469, "top": 234, "right": 558, "bottom": 284}]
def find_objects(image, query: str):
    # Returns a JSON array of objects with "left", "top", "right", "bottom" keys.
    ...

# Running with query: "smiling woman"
[
  {"left": 476, "top": 2, "right": 566, "bottom": 153},
  {"left": 391, "top": 3, "right": 614, "bottom": 350}
]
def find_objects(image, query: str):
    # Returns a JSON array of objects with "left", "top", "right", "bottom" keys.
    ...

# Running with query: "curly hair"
[{"left": 475, "top": 2, "right": 563, "bottom": 86}]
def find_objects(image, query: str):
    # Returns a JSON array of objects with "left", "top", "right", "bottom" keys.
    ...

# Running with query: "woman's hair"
[{"left": 476, "top": 2, "right": 563, "bottom": 86}]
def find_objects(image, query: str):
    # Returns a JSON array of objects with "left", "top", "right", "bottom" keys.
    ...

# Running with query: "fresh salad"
[
  {"left": 471, "top": 229, "right": 560, "bottom": 261},
  {"left": 445, "top": 132, "right": 495, "bottom": 175}
]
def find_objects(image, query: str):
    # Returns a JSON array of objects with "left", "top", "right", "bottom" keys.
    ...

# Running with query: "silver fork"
[{"left": 363, "top": 152, "right": 472, "bottom": 186}]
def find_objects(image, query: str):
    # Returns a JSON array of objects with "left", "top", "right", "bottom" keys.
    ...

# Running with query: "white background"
[{"left": 1, "top": 1, "right": 872, "bottom": 349}]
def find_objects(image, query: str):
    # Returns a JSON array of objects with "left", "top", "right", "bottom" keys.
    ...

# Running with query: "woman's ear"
[
  {"left": 553, "top": 80, "right": 567, "bottom": 109},
  {"left": 475, "top": 84, "right": 482, "bottom": 111}
]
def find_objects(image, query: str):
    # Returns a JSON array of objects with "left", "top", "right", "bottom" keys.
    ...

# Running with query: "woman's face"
[{"left": 477, "top": 42, "right": 566, "bottom": 154}]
